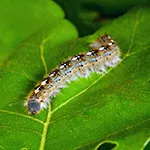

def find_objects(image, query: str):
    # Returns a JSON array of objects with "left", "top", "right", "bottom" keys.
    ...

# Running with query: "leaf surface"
[
  {"left": 0, "top": 6, "right": 150, "bottom": 150},
  {"left": 0, "top": 0, "right": 64, "bottom": 64}
]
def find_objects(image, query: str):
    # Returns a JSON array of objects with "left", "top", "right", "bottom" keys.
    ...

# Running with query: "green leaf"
[
  {"left": 0, "top": 0, "right": 64, "bottom": 64},
  {"left": 0, "top": 6, "right": 150, "bottom": 150}
]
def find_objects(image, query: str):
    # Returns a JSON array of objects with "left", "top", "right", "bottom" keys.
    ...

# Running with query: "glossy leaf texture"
[{"left": 0, "top": 5, "right": 150, "bottom": 150}]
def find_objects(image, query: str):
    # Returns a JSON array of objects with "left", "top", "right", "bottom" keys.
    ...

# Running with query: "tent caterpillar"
[{"left": 25, "top": 34, "right": 121, "bottom": 114}]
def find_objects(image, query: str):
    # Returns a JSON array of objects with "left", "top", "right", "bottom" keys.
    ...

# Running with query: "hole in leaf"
[
  {"left": 97, "top": 141, "right": 117, "bottom": 150},
  {"left": 21, "top": 148, "right": 28, "bottom": 150}
]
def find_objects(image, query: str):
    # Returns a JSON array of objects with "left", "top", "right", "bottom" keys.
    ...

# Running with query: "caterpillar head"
[{"left": 27, "top": 96, "right": 41, "bottom": 115}]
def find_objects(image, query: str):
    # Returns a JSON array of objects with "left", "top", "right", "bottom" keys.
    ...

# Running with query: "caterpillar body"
[{"left": 25, "top": 34, "right": 121, "bottom": 115}]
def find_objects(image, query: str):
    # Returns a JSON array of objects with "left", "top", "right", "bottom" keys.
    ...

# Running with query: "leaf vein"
[
  {"left": 40, "top": 39, "right": 48, "bottom": 74},
  {"left": 127, "top": 9, "right": 142, "bottom": 54},
  {"left": 0, "top": 125, "right": 42, "bottom": 136},
  {"left": 50, "top": 56, "right": 126, "bottom": 115},
  {"left": 129, "top": 45, "right": 150, "bottom": 56},
  {"left": 49, "top": 11, "right": 145, "bottom": 115},
  {"left": 0, "top": 109, "right": 44, "bottom": 124}
]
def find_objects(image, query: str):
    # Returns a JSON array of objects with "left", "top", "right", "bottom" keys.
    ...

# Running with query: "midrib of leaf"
[
  {"left": 39, "top": 105, "right": 52, "bottom": 150},
  {"left": 50, "top": 64, "right": 121, "bottom": 115},
  {"left": 50, "top": 47, "right": 150, "bottom": 116},
  {"left": 0, "top": 8, "right": 147, "bottom": 150},
  {"left": 39, "top": 9, "right": 148, "bottom": 149},
  {"left": 38, "top": 49, "right": 145, "bottom": 150},
  {"left": 1, "top": 38, "right": 149, "bottom": 149},
  {"left": 49, "top": 47, "right": 150, "bottom": 120}
]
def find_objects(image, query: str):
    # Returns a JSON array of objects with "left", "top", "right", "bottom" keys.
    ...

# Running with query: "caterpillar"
[{"left": 25, "top": 34, "right": 121, "bottom": 115}]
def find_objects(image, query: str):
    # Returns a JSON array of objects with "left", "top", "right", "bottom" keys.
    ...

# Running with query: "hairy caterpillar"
[{"left": 25, "top": 34, "right": 121, "bottom": 115}]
